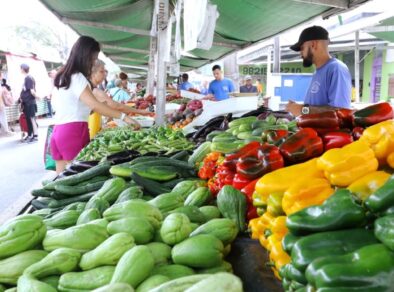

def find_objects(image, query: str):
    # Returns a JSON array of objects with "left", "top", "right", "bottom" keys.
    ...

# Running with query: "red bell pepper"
[
  {"left": 241, "top": 179, "right": 259, "bottom": 204},
  {"left": 322, "top": 131, "right": 353, "bottom": 151},
  {"left": 279, "top": 128, "right": 324, "bottom": 164},
  {"left": 352, "top": 127, "right": 364, "bottom": 141},
  {"left": 265, "top": 129, "right": 289, "bottom": 146},
  {"left": 336, "top": 108, "right": 354, "bottom": 129},
  {"left": 223, "top": 141, "right": 261, "bottom": 170},
  {"left": 353, "top": 102, "right": 393, "bottom": 127},
  {"left": 232, "top": 173, "right": 252, "bottom": 190},
  {"left": 296, "top": 111, "right": 340, "bottom": 129},
  {"left": 247, "top": 205, "right": 258, "bottom": 221},
  {"left": 236, "top": 144, "right": 284, "bottom": 180}
]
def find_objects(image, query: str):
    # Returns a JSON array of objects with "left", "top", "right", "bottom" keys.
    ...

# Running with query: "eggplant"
[
  {"left": 191, "top": 116, "right": 225, "bottom": 141},
  {"left": 241, "top": 106, "right": 271, "bottom": 117}
]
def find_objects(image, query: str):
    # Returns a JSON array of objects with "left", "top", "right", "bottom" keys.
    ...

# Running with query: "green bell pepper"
[
  {"left": 365, "top": 174, "right": 394, "bottom": 213},
  {"left": 279, "top": 264, "right": 307, "bottom": 285},
  {"left": 286, "top": 189, "right": 367, "bottom": 235},
  {"left": 382, "top": 205, "right": 394, "bottom": 216},
  {"left": 282, "top": 233, "right": 301, "bottom": 254},
  {"left": 305, "top": 244, "right": 394, "bottom": 291},
  {"left": 282, "top": 277, "right": 291, "bottom": 291},
  {"left": 291, "top": 228, "right": 378, "bottom": 271},
  {"left": 374, "top": 215, "right": 394, "bottom": 251}
]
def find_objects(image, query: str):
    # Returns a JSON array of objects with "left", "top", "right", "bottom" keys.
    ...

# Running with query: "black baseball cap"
[{"left": 290, "top": 26, "right": 329, "bottom": 52}]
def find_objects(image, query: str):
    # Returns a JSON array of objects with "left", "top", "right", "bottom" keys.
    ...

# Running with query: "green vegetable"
[
  {"left": 188, "top": 142, "right": 212, "bottom": 167},
  {"left": 47, "top": 191, "right": 96, "bottom": 209},
  {"left": 43, "top": 210, "right": 80, "bottom": 229},
  {"left": 217, "top": 186, "right": 247, "bottom": 232},
  {"left": 145, "top": 242, "right": 172, "bottom": 266},
  {"left": 17, "top": 275, "right": 56, "bottom": 292},
  {"left": 0, "top": 250, "right": 48, "bottom": 285},
  {"left": 111, "top": 246, "right": 155, "bottom": 288},
  {"left": 169, "top": 206, "right": 207, "bottom": 224},
  {"left": 40, "top": 276, "right": 59, "bottom": 290},
  {"left": 365, "top": 174, "right": 394, "bottom": 213},
  {"left": 92, "top": 283, "right": 134, "bottom": 292},
  {"left": 54, "top": 179, "right": 107, "bottom": 196},
  {"left": 31, "top": 188, "right": 55, "bottom": 198},
  {"left": 184, "top": 187, "right": 211, "bottom": 207},
  {"left": 279, "top": 264, "right": 307, "bottom": 285},
  {"left": 305, "top": 244, "right": 394, "bottom": 291},
  {"left": 206, "top": 130, "right": 224, "bottom": 142},
  {"left": 77, "top": 208, "right": 101, "bottom": 225},
  {"left": 210, "top": 141, "right": 243, "bottom": 154},
  {"left": 95, "top": 177, "right": 126, "bottom": 204},
  {"left": 190, "top": 218, "right": 238, "bottom": 245},
  {"left": 291, "top": 228, "right": 379, "bottom": 271},
  {"left": 115, "top": 186, "right": 144, "bottom": 204},
  {"left": 103, "top": 199, "right": 163, "bottom": 229},
  {"left": 171, "top": 180, "right": 201, "bottom": 200},
  {"left": 199, "top": 206, "right": 221, "bottom": 221},
  {"left": 172, "top": 234, "right": 224, "bottom": 268},
  {"left": 196, "top": 261, "right": 233, "bottom": 274},
  {"left": 85, "top": 196, "right": 110, "bottom": 215},
  {"left": 185, "top": 272, "right": 243, "bottom": 292},
  {"left": 286, "top": 189, "right": 367, "bottom": 235},
  {"left": 149, "top": 275, "right": 210, "bottom": 292},
  {"left": 23, "top": 248, "right": 81, "bottom": 278},
  {"left": 136, "top": 275, "right": 170, "bottom": 292},
  {"left": 59, "top": 266, "right": 115, "bottom": 291},
  {"left": 228, "top": 117, "right": 257, "bottom": 129},
  {"left": 282, "top": 233, "right": 301, "bottom": 254},
  {"left": 160, "top": 213, "right": 192, "bottom": 245},
  {"left": 43, "top": 222, "right": 108, "bottom": 252},
  {"left": 149, "top": 193, "right": 185, "bottom": 215},
  {"left": 107, "top": 217, "right": 154, "bottom": 244},
  {"left": 0, "top": 215, "right": 46, "bottom": 259},
  {"left": 131, "top": 173, "right": 171, "bottom": 196},
  {"left": 151, "top": 264, "right": 195, "bottom": 280},
  {"left": 44, "top": 162, "right": 111, "bottom": 190},
  {"left": 79, "top": 233, "right": 135, "bottom": 270},
  {"left": 374, "top": 215, "right": 394, "bottom": 251}
]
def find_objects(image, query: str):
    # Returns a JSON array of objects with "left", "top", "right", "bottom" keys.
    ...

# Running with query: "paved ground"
[{"left": 0, "top": 117, "right": 56, "bottom": 223}]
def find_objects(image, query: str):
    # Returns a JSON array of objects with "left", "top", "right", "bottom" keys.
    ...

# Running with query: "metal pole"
[
  {"left": 355, "top": 30, "right": 360, "bottom": 103},
  {"left": 147, "top": 37, "right": 157, "bottom": 96},
  {"left": 273, "top": 36, "right": 280, "bottom": 73}
]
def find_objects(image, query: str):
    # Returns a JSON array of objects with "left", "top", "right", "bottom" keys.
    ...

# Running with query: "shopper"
[
  {"left": 240, "top": 75, "right": 258, "bottom": 93},
  {"left": 178, "top": 73, "right": 194, "bottom": 90},
  {"left": 19, "top": 63, "right": 39, "bottom": 142},
  {"left": 0, "top": 77, "right": 13, "bottom": 136},
  {"left": 51, "top": 36, "right": 139, "bottom": 173},
  {"left": 109, "top": 79, "right": 132, "bottom": 103},
  {"left": 135, "top": 82, "right": 144, "bottom": 97},
  {"left": 206, "top": 65, "right": 235, "bottom": 101},
  {"left": 285, "top": 26, "right": 352, "bottom": 116},
  {"left": 119, "top": 72, "right": 130, "bottom": 91},
  {"left": 45, "top": 69, "right": 56, "bottom": 118}
]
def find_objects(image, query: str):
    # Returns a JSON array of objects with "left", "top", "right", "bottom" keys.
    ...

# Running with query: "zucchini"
[
  {"left": 31, "top": 188, "right": 55, "bottom": 198},
  {"left": 134, "top": 166, "right": 178, "bottom": 182},
  {"left": 130, "top": 157, "right": 195, "bottom": 170},
  {"left": 252, "top": 127, "right": 264, "bottom": 136},
  {"left": 237, "top": 132, "right": 253, "bottom": 140},
  {"left": 170, "top": 151, "right": 190, "bottom": 161},
  {"left": 251, "top": 120, "right": 267, "bottom": 130},
  {"left": 54, "top": 180, "right": 107, "bottom": 196},
  {"left": 206, "top": 130, "right": 224, "bottom": 142},
  {"left": 47, "top": 192, "right": 97, "bottom": 209},
  {"left": 188, "top": 142, "right": 212, "bottom": 167},
  {"left": 131, "top": 173, "right": 171, "bottom": 196},
  {"left": 31, "top": 198, "right": 53, "bottom": 210},
  {"left": 44, "top": 162, "right": 111, "bottom": 190}
]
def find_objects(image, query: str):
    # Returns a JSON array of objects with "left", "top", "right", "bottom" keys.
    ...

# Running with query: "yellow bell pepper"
[
  {"left": 282, "top": 177, "right": 334, "bottom": 215},
  {"left": 347, "top": 171, "right": 391, "bottom": 201},
  {"left": 259, "top": 233, "right": 270, "bottom": 250},
  {"left": 359, "top": 120, "right": 394, "bottom": 165},
  {"left": 269, "top": 240, "right": 291, "bottom": 278},
  {"left": 317, "top": 140, "right": 379, "bottom": 187},
  {"left": 388, "top": 152, "right": 394, "bottom": 169},
  {"left": 248, "top": 218, "right": 262, "bottom": 240},
  {"left": 270, "top": 216, "right": 288, "bottom": 239},
  {"left": 255, "top": 158, "right": 324, "bottom": 202}
]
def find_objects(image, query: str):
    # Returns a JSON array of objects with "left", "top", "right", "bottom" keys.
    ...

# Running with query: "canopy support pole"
[
  {"left": 355, "top": 30, "right": 360, "bottom": 103},
  {"left": 155, "top": 0, "right": 169, "bottom": 126},
  {"left": 147, "top": 37, "right": 157, "bottom": 96},
  {"left": 273, "top": 36, "right": 280, "bottom": 73}
]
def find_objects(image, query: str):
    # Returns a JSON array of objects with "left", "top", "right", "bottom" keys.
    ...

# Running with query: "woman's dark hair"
[
  {"left": 119, "top": 72, "right": 128, "bottom": 80},
  {"left": 54, "top": 36, "right": 100, "bottom": 89},
  {"left": 1, "top": 78, "right": 11, "bottom": 91}
]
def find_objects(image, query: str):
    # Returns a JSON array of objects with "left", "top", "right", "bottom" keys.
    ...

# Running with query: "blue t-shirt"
[
  {"left": 109, "top": 87, "right": 130, "bottom": 103},
  {"left": 208, "top": 78, "right": 235, "bottom": 101},
  {"left": 304, "top": 58, "right": 351, "bottom": 108},
  {"left": 179, "top": 81, "right": 193, "bottom": 90}
]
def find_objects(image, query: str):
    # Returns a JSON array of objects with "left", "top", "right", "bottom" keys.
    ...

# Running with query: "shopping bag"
[
  {"left": 19, "top": 113, "right": 28, "bottom": 133},
  {"left": 44, "top": 125, "right": 56, "bottom": 171}
]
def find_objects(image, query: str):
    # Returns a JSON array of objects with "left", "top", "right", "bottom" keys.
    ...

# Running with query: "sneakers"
[{"left": 21, "top": 135, "right": 38, "bottom": 143}]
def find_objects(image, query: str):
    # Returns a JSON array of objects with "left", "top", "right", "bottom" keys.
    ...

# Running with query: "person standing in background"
[
  {"left": 19, "top": 63, "right": 39, "bottom": 142},
  {"left": 256, "top": 78, "right": 263, "bottom": 94},
  {"left": 0, "top": 76, "right": 13, "bottom": 136},
  {"left": 178, "top": 73, "right": 194, "bottom": 90},
  {"left": 206, "top": 65, "right": 235, "bottom": 101},
  {"left": 109, "top": 79, "right": 131, "bottom": 103},
  {"left": 45, "top": 69, "right": 56, "bottom": 118},
  {"left": 240, "top": 75, "right": 258, "bottom": 93}
]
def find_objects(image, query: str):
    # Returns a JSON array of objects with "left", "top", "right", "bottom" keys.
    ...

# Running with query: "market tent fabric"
[
  {"left": 368, "top": 16, "right": 394, "bottom": 42},
  {"left": 39, "top": 0, "right": 371, "bottom": 75}
]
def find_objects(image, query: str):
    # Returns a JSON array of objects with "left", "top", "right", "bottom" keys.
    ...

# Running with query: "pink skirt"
[{"left": 51, "top": 122, "right": 90, "bottom": 161}]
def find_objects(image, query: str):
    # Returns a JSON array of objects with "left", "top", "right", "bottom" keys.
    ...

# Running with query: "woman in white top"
[{"left": 51, "top": 36, "right": 140, "bottom": 173}]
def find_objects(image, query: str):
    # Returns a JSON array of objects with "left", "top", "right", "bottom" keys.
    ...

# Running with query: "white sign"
[{"left": 284, "top": 79, "right": 294, "bottom": 87}]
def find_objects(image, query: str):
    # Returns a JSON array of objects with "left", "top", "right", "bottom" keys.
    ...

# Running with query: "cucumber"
[
  {"left": 170, "top": 151, "right": 190, "bottom": 161},
  {"left": 188, "top": 142, "right": 212, "bottom": 167},
  {"left": 44, "top": 162, "right": 111, "bottom": 190},
  {"left": 228, "top": 117, "right": 257, "bottom": 129},
  {"left": 134, "top": 166, "right": 178, "bottom": 182},
  {"left": 206, "top": 130, "right": 224, "bottom": 142},
  {"left": 237, "top": 132, "right": 253, "bottom": 140},
  {"left": 251, "top": 120, "right": 267, "bottom": 130},
  {"left": 132, "top": 173, "right": 171, "bottom": 196},
  {"left": 238, "top": 123, "right": 252, "bottom": 132},
  {"left": 47, "top": 192, "right": 97, "bottom": 209},
  {"left": 31, "top": 188, "right": 55, "bottom": 198},
  {"left": 54, "top": 180, "right": 107, "bottom": 196},
  {"left": 31, "top": 198, "right": 53, "bottom": 210},
  {"left": 130, "top": 158, "right": 195, "bottom": 171},
  {"left": 252, "top": 127, "right": 264, "bottom": 136}
]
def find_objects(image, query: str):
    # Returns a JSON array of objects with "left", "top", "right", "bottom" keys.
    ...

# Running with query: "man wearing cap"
[
  {"left": 285, "top": 26, "right": 352, "bottom": 116},
  {"left": 240, "top": 75, "right": 258, "bottom": 93}
]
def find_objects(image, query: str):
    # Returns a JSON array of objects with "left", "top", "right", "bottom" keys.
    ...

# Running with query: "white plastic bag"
[
  {"left": 197, "top": 4, "right": 219, "bottom": 50},
  {"left": 183, "top": 0, "right": 207, "bottom": 51}
]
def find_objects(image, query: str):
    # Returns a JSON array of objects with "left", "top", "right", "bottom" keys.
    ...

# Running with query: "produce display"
[
  {"left": 3, "top": 100, "right": 394, "bottom": 292},
  {"left": 167, "top": 100, "right": 203, "bottom": 129},
  {"left": 76, "top": 126, "right": 194, "bottom": 161}
]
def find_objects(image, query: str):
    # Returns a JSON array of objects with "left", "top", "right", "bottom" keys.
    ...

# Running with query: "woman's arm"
[{"left": 80, "top": 86, "right": 140, "bottom": 129}]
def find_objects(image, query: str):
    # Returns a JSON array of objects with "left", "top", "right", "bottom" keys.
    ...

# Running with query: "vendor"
[
  {"left": 109, "top": 79, "right": 131, "bottom": 103},
  {"left": 240, "top": 75, "right": 258, "bottom": 93},
  {"left": 285, "top": 26, "right": 351, "bottom": 116},
  {"left": 179, "top": 73, "right": 194, "bottom": 90},
  {"left": 206, "top": 65, "right": 235, "bottom": 101}
]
